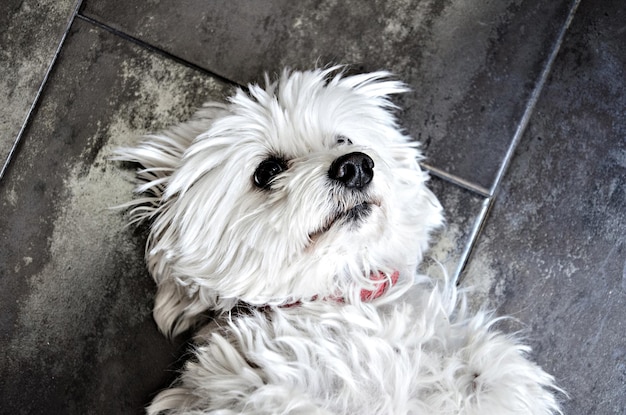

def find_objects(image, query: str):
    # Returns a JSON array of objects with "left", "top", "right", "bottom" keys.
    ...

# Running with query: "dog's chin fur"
[{"left": 115, "top": 67, "right": 562, "bottom": 414}]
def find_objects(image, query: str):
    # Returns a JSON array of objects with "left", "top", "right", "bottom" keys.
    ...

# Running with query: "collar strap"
[
  {"left": 280, "top": 270, "right": 400, "bottom": 308},
  {"left": 360, "top": 270, "right": 400, "bottom": 301}
]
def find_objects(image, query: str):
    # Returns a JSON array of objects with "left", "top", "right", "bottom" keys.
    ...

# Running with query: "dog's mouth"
[{"left": 308, "top": 199, "right": 380, "bottom": 241}]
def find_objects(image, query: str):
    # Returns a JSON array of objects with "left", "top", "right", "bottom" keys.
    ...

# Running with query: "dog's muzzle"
[
  {"left": 308, "top": 152, "right": 378, "bottom": 241},
  {"left": 328, "top": 152, "right": 374, "bottom": 190}
]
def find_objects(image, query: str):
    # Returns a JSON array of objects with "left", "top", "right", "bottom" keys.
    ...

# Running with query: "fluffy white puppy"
[{"left": 116, "top": 68, "right": 561, "bottom": 414}]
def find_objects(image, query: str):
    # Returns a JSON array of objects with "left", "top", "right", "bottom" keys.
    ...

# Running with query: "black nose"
[{"left": 328, "top": 152, "right": 374, "bottom": 189}]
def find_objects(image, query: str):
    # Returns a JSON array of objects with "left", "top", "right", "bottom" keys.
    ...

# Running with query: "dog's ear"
[
  {"left": 152, "top": 279, "right": 218, "bottom": 338},
  {"left": 335, "top": 71, "right": 409, "bottom": 105}
]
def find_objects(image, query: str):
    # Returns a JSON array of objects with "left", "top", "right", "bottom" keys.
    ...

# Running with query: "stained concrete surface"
[
  {"left": 0, "top": 0, "right": 624, "bottom": 413},
  {"left": 0, "top": 19, "right": 231, "bottom": 414},
  {"left": 0, "top": 0, "right": 78, "bottom": 174}
]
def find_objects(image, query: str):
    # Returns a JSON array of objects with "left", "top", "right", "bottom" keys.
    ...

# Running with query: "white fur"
[{"left": 115, "top": 68, "right": 562, "bottom": 414}]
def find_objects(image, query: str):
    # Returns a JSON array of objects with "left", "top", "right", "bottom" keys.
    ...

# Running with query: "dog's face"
[{"left": 148, "top": 69, "right": 443, "bottom": 309}]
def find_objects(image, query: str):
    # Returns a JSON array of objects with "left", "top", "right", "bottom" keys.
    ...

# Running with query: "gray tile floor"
[{"left": 0, "top": 0, "right": 624, "bottom": 413}]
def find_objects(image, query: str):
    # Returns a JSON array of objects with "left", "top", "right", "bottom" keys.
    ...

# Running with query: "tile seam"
[
  {"left": 422, "top": 163, "right": 491, "bottom": 198},
  {"left": 0, "top": 0, "right": 85, "bottom": 181},
  {"left": 419, "top": 164, "right": 492, "bottom": 284},
  {"left": 488, "top": 0, "right": 582, "bottom": 197},
  {"left": 75, "top": 14, "right": 242, "bottom": 89},
  {"left": 456, "top": 0, "right": 582, "bottom": 284},
  {"left": 454, "top": 196, "right": 492, "bottom": 284}
]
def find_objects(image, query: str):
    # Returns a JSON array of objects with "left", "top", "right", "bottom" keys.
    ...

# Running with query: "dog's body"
[{"left": 116, "top": 68, "right": 561, "bottom": 414}]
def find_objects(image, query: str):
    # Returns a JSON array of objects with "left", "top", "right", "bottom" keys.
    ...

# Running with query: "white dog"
[{"left": 116, "top": 68, "right": 561, "bottom": 414}]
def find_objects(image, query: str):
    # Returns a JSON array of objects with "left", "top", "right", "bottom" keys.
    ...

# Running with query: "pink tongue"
[{"left": 360, "top": 271, "right": 400, "bottom": 301}]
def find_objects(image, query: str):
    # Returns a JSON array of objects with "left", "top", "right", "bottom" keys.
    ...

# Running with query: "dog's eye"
[
  {"left": 253, "top": 157, "right": 287, "bottom": 189},
  {"left": 337, "top": 136, "right": 353, "bottom": 145}
]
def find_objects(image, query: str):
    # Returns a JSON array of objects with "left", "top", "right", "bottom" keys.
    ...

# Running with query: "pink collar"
[
  {"left": 281, "top": 271, "right": 400, "bottom": 308},
  {"left": 360, "top": 270, "right": 400, "bottom": 301}
]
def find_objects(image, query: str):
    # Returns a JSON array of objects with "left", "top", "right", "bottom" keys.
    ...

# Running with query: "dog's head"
[{"left": 124, "top": 68, "right": 443, "bottom": 335}]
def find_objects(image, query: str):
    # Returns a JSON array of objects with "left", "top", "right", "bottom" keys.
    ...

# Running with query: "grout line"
[
  {"left": 456, "top": 0, "right": 582, "bottom": 283},
  {"left": 0, "top": 0, "right": 85, "bottom": 181},
  {"left": 421, "top": 163, "right": 491, "bottom": 198},
  {"left": 488, "top": 0, "right": 582, "bottom": 197},
  {"left": 76, "top": 14, "right": 242, "bottom": 89},
  {"left": 454, "top": 196, "right": 492, "bottom": 284},
  {"left": 420, "top": 161, "right": 493, "bottom": 284}
]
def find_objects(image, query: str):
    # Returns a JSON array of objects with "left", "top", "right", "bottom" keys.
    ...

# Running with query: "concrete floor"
[{"left": 1, "top": 0, "right": 624, "bottom": 413}]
